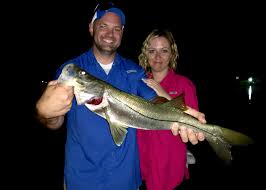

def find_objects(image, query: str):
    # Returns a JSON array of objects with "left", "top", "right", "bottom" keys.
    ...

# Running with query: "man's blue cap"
[{"left": 91, "top": 7, "right": 126, "bottom": 26}]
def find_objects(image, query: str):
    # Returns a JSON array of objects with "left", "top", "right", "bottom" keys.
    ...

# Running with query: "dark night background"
[{"left": 5, "top": 0, "right": 265, "bottom": 189}]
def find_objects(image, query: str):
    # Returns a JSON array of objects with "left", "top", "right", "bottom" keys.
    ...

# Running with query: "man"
[{"left": 36, "top": 2, "right": 205, "bottom": 190}]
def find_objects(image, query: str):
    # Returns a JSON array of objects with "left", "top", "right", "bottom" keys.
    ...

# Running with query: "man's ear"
[{"left": 89, "top": 22, "right": 93, "bottom": 36}]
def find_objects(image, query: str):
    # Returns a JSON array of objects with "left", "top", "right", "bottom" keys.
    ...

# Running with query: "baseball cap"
[{"left": 91, "top": 2, "right": 126, "bottom": 26}]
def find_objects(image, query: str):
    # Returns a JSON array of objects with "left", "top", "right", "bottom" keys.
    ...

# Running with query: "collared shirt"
[
  {"left": 137, "top": 69, "right": 199, "bottom": 190},
  {"left": 55, "top": 49, "right": 156, "bottom": 190}
]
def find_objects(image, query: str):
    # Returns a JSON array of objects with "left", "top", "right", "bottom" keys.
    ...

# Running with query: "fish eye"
[{"left": 79, "top": 71, "right": 86, "bottom": 76}]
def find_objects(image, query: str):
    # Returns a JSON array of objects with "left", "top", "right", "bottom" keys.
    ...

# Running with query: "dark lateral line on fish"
[{"left": 112, "top": 95, "right": 219, "bottom": 137}]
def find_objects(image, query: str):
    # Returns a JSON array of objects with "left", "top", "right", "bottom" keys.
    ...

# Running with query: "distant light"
[
  {"left": 248, "top": 77, "right": 253, "bottom": 83},
  {"left": 248, "top": 85, "right": 252, "bottom": 100},
  {"left": 236, "top": 76, "right": 239, "bottom": 80}
]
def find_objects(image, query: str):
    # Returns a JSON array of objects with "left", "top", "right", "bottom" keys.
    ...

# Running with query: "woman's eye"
[{"left": 148, "top": 50, "right": 155, "bottom": 54}]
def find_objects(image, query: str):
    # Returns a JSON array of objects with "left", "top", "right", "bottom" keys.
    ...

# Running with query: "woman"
[{"left": 137, "top": 29, "right": 202, "bottom": 190}]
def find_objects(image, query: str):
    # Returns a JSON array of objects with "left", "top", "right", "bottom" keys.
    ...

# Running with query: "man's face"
[{"left": 90, "top": 12, "right": 124, "bottom": 55}]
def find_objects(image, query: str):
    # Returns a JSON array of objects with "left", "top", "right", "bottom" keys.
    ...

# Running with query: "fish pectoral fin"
[
  {"left": 104, "top": 109, "right": 128, "bottom": 146},
  {"left": 109, "top": 123, "right": 128, "bottom": 146}
]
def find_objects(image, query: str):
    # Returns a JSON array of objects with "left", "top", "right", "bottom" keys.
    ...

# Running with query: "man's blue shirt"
[{"left": 55, "top": 49, "right": 156, "bottom": 190}]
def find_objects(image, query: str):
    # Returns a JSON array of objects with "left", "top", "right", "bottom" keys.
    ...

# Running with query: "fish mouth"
[{"left": 85, "top": 97, "right": 103, "bottom": 105}]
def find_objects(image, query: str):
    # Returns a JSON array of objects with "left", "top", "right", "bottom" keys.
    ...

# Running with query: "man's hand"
[
  {"left": 37, "top": 80, "right": 74, "bottom": 118},
  {"left": 170, "top": 106, "right": 206, "bottom": 144},
  {"left": 36, "top": 80, "right": 74, "bottom": 129}
]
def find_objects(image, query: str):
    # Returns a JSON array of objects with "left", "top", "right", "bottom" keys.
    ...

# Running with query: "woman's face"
[{"left": 147, "top": 36, "right": 172, "bottom": 73}]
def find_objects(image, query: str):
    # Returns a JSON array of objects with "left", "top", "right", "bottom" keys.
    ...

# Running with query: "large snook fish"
[{"left": 58, "top": 63, "right": 253, "bottom": 162}]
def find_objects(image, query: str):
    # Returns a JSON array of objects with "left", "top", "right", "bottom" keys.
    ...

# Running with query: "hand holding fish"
[
  {"left": 36, "top": 80, "right": 74, "bottom": 129},
  {"left": 171, "top": 106, "right": 206, "bottom": 144},
  {"left": 143, "top": 78, "right": 206, "bottom": 144}
]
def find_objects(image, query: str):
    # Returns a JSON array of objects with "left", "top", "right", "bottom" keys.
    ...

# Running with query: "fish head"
[{"left": 58, "top": 63, "right": 105, "bottom": 105}]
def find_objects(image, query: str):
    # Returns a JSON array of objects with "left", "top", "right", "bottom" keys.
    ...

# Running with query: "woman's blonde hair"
[{"left": 138, "top": 29, "right": 179, "bottom": 71}]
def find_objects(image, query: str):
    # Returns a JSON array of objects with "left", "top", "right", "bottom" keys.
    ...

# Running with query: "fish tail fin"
[
  {"left": 218, "top": 126, "right": 254, "bottom": 145},
  {"left": 206, "top": 135, "right": 233, "bottom": 163},
  {"left": 205, "top": 124, "right": 254, "bottom": 162}
]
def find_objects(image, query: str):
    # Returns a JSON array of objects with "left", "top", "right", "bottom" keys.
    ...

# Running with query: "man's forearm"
[
  {"left": 43, "top": 115, "right": 64, "bottom": 129},
  {"left": 36, "top": 112, "right": 64, "bottom": 130},
  {"left": 35, "top": 97, "right": 65, "bottom": 129}
]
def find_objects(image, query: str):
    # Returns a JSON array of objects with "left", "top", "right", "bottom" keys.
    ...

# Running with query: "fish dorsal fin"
[
  {"left": 154, "top": 94, "right": 188, "bottom": 111},
  {"left": 152, "top": 96, "right": 169, "bottom": 104}
]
